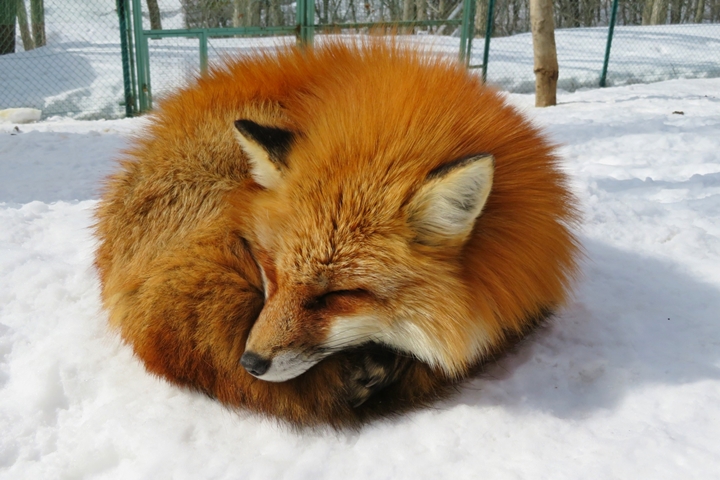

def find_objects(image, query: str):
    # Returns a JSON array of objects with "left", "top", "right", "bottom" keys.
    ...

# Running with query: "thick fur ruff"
[{"left": 94, "top": 39, "right": 580, "bottom": 428}]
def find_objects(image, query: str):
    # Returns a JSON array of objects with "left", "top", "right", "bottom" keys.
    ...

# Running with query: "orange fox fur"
[{"left": 95, "top": 39, "right": 580, "bottom": 428}]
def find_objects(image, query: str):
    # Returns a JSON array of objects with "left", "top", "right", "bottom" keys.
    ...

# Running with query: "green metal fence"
[
  {"left": 124, "top": 0, "right": 481, "bottom": 114},
  {"left": 0, "top": 0, "right": 718, "bottom": 119},
  {"left": 478, "top": 0, "right": 720, "bottom": 93}
]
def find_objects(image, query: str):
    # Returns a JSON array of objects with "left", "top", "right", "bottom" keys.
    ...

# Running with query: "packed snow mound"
[
  {"left": 0, "top": 79, "right": 719, "bottom": 478},
  {"left": 0, "top": 108, "right": 42, "bottom": 124}
]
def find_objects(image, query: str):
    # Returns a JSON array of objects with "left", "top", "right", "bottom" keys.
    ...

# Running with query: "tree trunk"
[
  {"left": 415, "top": 0, "right": 426, "bottom": 29},
  {"left": 649, "top": 0, "right": 668, "bottom": 23},
  {"left": 349, "top": 0, "right": 358, "bottom": 23},
  {"left": 474, "top": 0, "right": 487, "bottom": 35},
  {"left": 530, "top": 0, "right": 558, "bottom": 107},
  {"left": 570, "top": 0, "right": 581, "bottom": 27},
  {"left": 386, "top": 0, "right": 398, "bottom": 21},
  {"left": 248, "top": 0, "right": 261, "bottom": 26},
  {"left": 669, "top": 0, "right": 682, "bottom": 22},
  {"left": 17, "top": 0, "right": 33, "bottom": 50},
  {"left": 323, "top": 0, "right": 330, "bottom": 23},
  {"left": 147, "top": 0, "right": 162, "bottom": 30},
  {"left": 402, "top": 0, "right": 414, "bottom": 32},
  {"left": 642, "top": 0, "right": 655, "bottom": 23},
  {"left": 682, "top": 0, "right": 693, "bottom": 21},
  {"left": 233, "top": 0, "right": 247, "bottom": 26},
  {"left": 270, "top": 0, "right": 282, "bottom": 26},
  {"left": 508, "top": 0, "right": 520, "bottom": 33},
  {"left": 694, "top": 0, "right": 705, "bottom": 21},
  {"left": 29, "top": 0, "right": 43, "bottom": 46}
]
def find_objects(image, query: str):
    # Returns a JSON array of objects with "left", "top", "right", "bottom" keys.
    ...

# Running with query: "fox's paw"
[{"left": 343, "top": 345, "right": 410, "bottom": 408}]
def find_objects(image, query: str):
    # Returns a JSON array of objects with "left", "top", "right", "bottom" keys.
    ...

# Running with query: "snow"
[
  {"left": 1, "top": 76, "right": 719, "bottom": 478},
  {"left": 0, "top": 109, "right": 42, "bottom": 124}
]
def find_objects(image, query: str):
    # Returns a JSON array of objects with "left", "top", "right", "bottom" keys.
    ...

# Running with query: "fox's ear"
[
  {"left": 407, "top": 154, "right": 495, "bottom": 245},
  {"left": 234, "top": 119, "right": 294, "bottom": 189}
]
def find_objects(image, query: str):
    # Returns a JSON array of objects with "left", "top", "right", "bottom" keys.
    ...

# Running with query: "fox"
[{"left": 94, "top": 39, "right": 580, "bottom": 428}]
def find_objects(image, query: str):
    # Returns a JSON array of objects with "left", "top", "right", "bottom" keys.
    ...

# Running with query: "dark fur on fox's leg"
[{"left": 341, "top": 344, "right": 414, "bottom": 408}]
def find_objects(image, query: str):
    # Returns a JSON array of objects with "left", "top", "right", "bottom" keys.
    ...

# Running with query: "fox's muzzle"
[{"left": 240, "top": 348, "right": 324, "bottom": 382}]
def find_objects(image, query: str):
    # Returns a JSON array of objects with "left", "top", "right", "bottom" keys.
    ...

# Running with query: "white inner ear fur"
[
  {"left": 234, "top": 129, "right": 283, "bottom": 190},
  {"left": 408, "top": 154, "right": 495, "bottom": 244}
]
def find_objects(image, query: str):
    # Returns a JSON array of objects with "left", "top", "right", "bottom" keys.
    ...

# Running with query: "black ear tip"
[
  {"left": 232, "top": 119, "right": 295, "bottom": 165},
  {"left": 234, "top": 119, "right": 253, "bottom": 133}
]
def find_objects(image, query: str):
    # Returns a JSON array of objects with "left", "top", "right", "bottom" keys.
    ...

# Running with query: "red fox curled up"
[{"left": 94, "top": 40, "right": 580, "bottom": 428}]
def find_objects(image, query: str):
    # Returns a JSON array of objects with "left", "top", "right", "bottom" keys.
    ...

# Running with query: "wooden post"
[
  {"left": 530, "top": 0, "right": 558, "bottom": 107},
  {"left": 29, "top": 0, "right": 43, "bottom": 47},
  {"left": 17, "top": 0, "right": 34, "bottom": 50}
]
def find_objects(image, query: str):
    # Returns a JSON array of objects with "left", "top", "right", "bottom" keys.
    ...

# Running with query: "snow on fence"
[{"left": 0, "top": 0, "right": 719, "bottom": 120}]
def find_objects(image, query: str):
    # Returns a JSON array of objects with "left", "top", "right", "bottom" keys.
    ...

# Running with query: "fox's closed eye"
[{"left": 306, "top": 289, "right": 370, "bottom": 309}]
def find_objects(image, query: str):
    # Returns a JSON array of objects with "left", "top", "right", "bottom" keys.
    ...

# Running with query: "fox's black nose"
[{"left": 240, "top": 351, "right": 271, "bottom": 376}]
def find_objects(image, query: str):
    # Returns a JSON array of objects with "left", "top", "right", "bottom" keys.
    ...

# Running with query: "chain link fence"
[
  {"left": 133, "top": 0, "right": 472, "bottom": 112},
  {"left": 0, "top": 0, "right": 127, "bottom": 119},
  {"left": 473, "top": 0, "right": 720, "bottom": 92},
  {"left": 0, "top": 0, "right": 718, "bottom": 119},
  {"left": 137, "top": 0, "right": 299, "bottom": 109}
]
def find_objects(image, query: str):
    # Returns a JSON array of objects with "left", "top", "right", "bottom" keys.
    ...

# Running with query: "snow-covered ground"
[
  {"left": 1, "top": 77, "right": 719, "bottom": 478},
  {"left": 0, "top": 0, "right": 718, "bottom": 119}
]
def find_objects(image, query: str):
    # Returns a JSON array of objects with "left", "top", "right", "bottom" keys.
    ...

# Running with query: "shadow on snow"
[{"left": 450, "top": 238, "right": 720, "bottom": 418}]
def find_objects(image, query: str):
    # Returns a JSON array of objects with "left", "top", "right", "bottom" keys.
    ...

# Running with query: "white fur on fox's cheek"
[
  {"left": 322, "top": 316, "right": 440, "bottom": 362},
  {"left": 324, "top": 316, "right": 446, "bottom": 369},
  {"left": 323, "top": 316, "right": 384, "bottom": 351},
  {"left": 325, "top": 314, "right": 493, "bottom": 376}
]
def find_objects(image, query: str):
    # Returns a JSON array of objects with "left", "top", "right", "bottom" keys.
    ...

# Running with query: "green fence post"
[
  {"left": 141, "top": 33, "right": 152, "bottom": 110},
  {"left": 117, "top": 0, "right": 135, "bottom": 116},
  {"left": 600, "top": 0, "right": 619, "bottom": 87},
  {"left": 125, "top": 1, "right": 138, "bottom": 114},
  {"left": 459, "top": 0, "right": 475, "bottom": 65},
  {"left": 481, "top": 0, "right": 495, "bottom": 82},
  {"left": 295, "top": 0, "right": 302, "bottom": 46},
  {"left": 296, "top": 0, "right": 314, "bottom": 47},
  {"left": 199, "top": 30, "right": 208, "bottom": 74},
  {"left": 296, "top": 0, "right": 303, "bottom": 46},
  {"left": 131, "top": 0, "right": 151, "bottom": 111}
]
